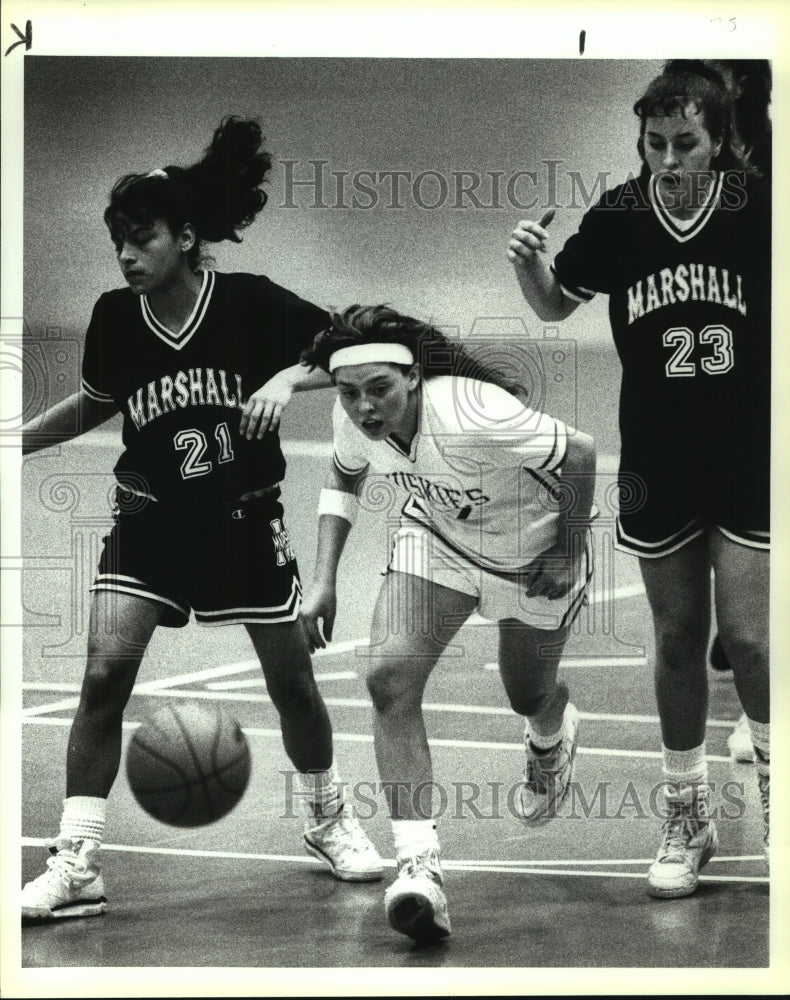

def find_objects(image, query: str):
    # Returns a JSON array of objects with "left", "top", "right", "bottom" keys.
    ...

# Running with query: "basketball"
[{"left": 126, "top": 702, "right": 251, "bottom": 827}]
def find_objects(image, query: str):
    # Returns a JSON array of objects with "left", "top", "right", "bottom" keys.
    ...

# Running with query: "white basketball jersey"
[{"left": 333, "top": 376, "right": 569, "bottom": 571}]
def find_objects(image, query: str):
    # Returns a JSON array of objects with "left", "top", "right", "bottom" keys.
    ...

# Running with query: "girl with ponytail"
[{"left": 20, "top": 117, "right": 382, "bottom": 924}]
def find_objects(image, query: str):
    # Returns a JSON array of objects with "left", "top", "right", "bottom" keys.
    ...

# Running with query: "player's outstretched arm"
[
  {"left": 240, "top": 362, "right": 333, "bottom": 440},
  {"left": 507, "top": 209, "right": 579, "bottom": 322},
  {"left": 301, "top": 463, "right": 365, "bottom": 653},
  {"left": 22, "top": 389, "right": 119, "bottom": 456}
]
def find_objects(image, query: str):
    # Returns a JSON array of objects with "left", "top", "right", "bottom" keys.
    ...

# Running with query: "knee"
[
  {"left": 366, "top": 661, "right": 421, "bottom": 716},
  {"left": 508, "top": 679, "right": 567, "bottom": 718},
  {"left": 511, "top": 693, "right": 544, "bottom": 717},
  {"left": 80, "top": 655, "right": 134, "bottom": 715},
  {"left": 718, "top": 626, "right": 768, "bottom": 674},
  {"left": 265, "top": 669, "right": 319, "bottom": 715},
  {"left": 653, "top": 616, "right": 708, "bottom": 670}
]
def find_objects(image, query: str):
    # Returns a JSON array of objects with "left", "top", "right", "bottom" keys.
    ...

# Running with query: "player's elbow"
[
  {"left": 566, "top": 429, "right": 597, "bottom": 473},
  {"left": 534, "top": 299, "right": 570, "bottom": 323}
]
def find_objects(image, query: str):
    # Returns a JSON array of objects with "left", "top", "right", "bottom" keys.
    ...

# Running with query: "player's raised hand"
[
  {"left": 239, "top": 371, "right": 295, "bottom": 439},
  {"left": 507, "top": 208, "right": 556, "bottom": 265}
]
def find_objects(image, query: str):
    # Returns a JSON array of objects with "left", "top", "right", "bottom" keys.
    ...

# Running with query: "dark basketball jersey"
[
  {"left": 552, "top": 172, "right": 770, "bottom": 483},
  {"left": 81, "top": 271, "right": 329, "bottom": 503}
]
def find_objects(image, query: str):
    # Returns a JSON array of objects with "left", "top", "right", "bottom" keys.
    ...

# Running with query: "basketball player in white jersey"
[{"left": 300, "top": 305, "right": 597, "bottom": 941}]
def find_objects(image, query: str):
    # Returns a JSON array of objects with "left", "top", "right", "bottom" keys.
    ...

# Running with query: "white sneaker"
[
  {"left": 304, "top": 805, "right": 383, "bottom": 882},
  {"left": 647, "top": 785, "right": 718, "bottom": 898},
  {"left": 22, "top": 838, "right": 107, "bottom": 922},
  {"left": 384, "top": 848, "right": 450, "bottom": 942},
  {"left": 518, "top": 702, "right": 580, "bottom": 826},
  {"left": 728, "top": 714, "right": 754, "bottom": 763}
]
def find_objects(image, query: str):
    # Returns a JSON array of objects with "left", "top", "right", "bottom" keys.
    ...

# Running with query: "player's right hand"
[
  {"left": 507, "top": 209, "right": 556, "bottom": 264},
  {"left": 239, "top": 372, "right": 295, "bottom": 439},
  {"left": 300, "top": 586, "right": 337, "bottom": 654}
]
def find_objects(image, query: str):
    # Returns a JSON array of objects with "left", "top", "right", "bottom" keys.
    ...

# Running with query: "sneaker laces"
[
  {"left": 28, "top": 841, "right": 87, "bottom": 889},
  {"left": 310, "top": 808, "right": 371, "bottom": 856},
  {"left": 525, "top": 741, "right": 565, "bottom": 789},
  {"left": 398, "top": 849, "right": 442, "bottom": 884},
  {"left": 656, "top": 801, "right": 709, "bottom": 865}
]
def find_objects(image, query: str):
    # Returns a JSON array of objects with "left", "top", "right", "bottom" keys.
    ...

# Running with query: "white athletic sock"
[
  {"left": 296, "top": 765, "right": 343, "bottom": 827},
  {"left": 662, "top": 744, "right": 708, "bottom": 789},
  {"left": 58, "top": 796, "right": 106, "bottom": 847},
  {"left": 528, "top": 701, "right": 570, "bottom": 752},
  {"left": 747, "top": 718, "right": 770, "bottom": 776},
  {"left": 391, "top": 819, "right": 439, "bottom": 862},
  {"left": 529, "top": 722, "right": 564, "bottom": 752}
]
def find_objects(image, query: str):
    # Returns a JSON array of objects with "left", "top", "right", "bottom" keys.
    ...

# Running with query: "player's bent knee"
[
  {"left": 508, "top": 689, "right": 550, "bottom": 717},
  {"left": 366, "top": 661, "right": 422, "bottom": 715}
]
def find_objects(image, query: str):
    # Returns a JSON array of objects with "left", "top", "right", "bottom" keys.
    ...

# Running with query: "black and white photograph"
[{"left": 1, "top": 1, "right": 787, "bottom": 996}]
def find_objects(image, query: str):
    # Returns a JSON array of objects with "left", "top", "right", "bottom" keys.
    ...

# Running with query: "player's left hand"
[
  {"left": 300, "top": 586, "right": 337, "bottom": 654},
  {"left": 240, "top": 373, "right": 295, "bottom": 439},
  {"left": 521, "top": 542, "right": 581, "bottom": 601}
]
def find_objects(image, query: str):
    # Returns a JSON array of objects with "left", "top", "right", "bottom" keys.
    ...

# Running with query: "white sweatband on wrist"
[{"left": 318, "top": 487, "right": 359, "bottom": 524}]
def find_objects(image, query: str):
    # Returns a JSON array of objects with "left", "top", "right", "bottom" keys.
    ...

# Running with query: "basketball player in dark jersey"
[
  {"left": 507, "top": 62, "right": 770, "bottom": 898},
  {"left": 21, "top": 117, "right": 383, "bottom": 922},
  {"left": 692, "top": 60, "right": 772, "bottom": 762}
]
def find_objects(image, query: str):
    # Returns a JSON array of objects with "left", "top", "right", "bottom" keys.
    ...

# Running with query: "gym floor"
[{"left": 12, "top": 407, "right": 774, "bottom": 994}]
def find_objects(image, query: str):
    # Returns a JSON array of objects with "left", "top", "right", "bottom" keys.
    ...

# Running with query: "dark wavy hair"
[
  {"left": 701, "top": 59, "right": 772, "bottom": 180},
  {"left": 103, "top": 116, "right": 272, "bottom": 269},
  {"left": 634, "top": 60, "right": 749, "bottom": 174},
  {"left": 302, "top": 304, "right": 525, "bottom": 396}
]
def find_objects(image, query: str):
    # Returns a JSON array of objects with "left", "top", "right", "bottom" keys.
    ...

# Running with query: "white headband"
[
  {"left": 328, "top": 342, "right": 415, "bottom": 373},
  {"left": 146, "top": 168, "right": 169, "bottom": 179}
]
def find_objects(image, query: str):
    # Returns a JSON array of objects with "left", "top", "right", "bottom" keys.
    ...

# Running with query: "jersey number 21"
[{"left": 174, "top": 422, "right": 235, "bottom": 479}]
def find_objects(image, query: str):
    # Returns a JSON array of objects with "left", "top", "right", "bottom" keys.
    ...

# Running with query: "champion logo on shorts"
[{"left": 232, "top": 509, "right": 246, "bottom": 520}]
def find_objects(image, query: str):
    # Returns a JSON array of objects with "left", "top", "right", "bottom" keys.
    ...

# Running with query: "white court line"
[
  {"left": 35, "top": 638, "right": 368, "bottom": 715},
  {"left": 135, "top": 637, "right": 368, "bottom": 694},
  {"left": 20, "top": 640, "right": 369, "bottom": 713},
  {"left": 440, "top": 864, "right": 766, "bottom": 884},
  {"left": 135, "top": 658, "right": 261, "bottom": 694},
  {"left": 19, "top": 577, "right": 648, "bottom": 713},
  {"left": 484, "top": 657, "right": 648, "bottom": 670},
  {"left": 20, "top": 681, "right": 743, "bottom": 732},
  {"left": 22, "top": 696, "right": 80, "bottom": 717},
  {"left": 19, "top": 838, "right": 766, "bottom": 885},
  {"left": 206, "top": 671, "right": 357, "bottom": 690},
  {"left": 452, "top": 856, "right": 765, "bottom": 867},
  {"left": 18, "top": 716, "right": 733, "bottom": 763},
  {"left": 587, "top": 582, "right": 646, "bottom": 606}
]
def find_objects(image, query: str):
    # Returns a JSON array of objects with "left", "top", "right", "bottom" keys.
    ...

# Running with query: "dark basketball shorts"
[
  {"left": 91, "top": 486, "right": 302, "bottom": 627},
  {"left": 614, "top": 450, "right": 770, "bottom": 559}
]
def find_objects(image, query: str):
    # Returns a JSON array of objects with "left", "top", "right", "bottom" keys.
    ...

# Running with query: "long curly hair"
[{"left": 103, "top": 116, "right": 273, "bottom": 269}]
